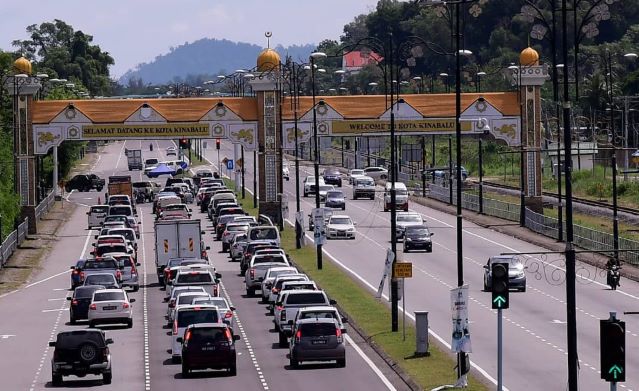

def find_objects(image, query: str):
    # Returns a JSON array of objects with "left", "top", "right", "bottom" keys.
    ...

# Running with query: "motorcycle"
[
  {"left": 149, "top": 143, "right": 153, "bottom": 151},
  {"left": 607, "top": 264, "right": 621, "bottom": 290}
]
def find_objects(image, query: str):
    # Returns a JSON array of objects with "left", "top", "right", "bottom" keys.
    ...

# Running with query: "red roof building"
[{"left": 342, "top": 51, "right": 384, "bottom": 73}]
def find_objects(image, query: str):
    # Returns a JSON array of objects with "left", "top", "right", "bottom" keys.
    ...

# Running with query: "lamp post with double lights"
[{"left": 310, "top": 51, "right": 327, "bottom": 269}]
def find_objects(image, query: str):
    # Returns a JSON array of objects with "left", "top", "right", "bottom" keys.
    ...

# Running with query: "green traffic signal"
[
  {"left": 491, "top": 262, "right": 509, "bottom": 309},
  {"left": 600, "top": 319, "right": 625, "bottom": 382},
  {"left": 609, "top": 365, "right": 623, "bottom": 380}
]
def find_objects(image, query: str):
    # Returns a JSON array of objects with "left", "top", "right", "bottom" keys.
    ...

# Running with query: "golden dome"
[
  {"left": 13, "top": 56, "right": 32, "bottom": 75},
  {"left": 256, "top": 48, "right": 280, "bottom": 72},
  {"left": 519, "top": 47, "right": 539, "bottom": 66}
]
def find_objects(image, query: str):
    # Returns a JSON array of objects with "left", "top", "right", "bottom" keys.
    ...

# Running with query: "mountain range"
[{"left": 118, "top": 38, "right": 315, "bottom": 85}]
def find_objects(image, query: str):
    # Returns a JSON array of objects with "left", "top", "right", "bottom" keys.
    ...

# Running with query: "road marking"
[
  {"left": 218, "top": 281, "right": 269, "bottom": 390},
  {"left": 113, "top": 141, "right": 126, "bottom": 175},
  {"left": 0, "top": 334, "right": 16, "bottom": 339},
  {"left": 41, "top": 308, "right": 66, "bottom": 313},
  {"left": 283, "top": 219, "right": 510, "bottom": 391},
  {"left": 140, "top": 209, "right": 151, "bottom": 391},
  {"left": 343, "top": 334, "right": 396, "bottom": 391}
]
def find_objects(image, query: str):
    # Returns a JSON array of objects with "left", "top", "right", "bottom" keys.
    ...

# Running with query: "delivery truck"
[
  {"left": 108, "top": 175, "right": 133, "bottom": 202},
  {"left": 154, "top": 219, "right": 208, "bottom": 285},
  {"left": 126, "top": 149, "right": 143, "bottom": 170}
]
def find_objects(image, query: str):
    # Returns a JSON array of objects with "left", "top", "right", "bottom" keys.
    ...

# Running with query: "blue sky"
[{"left": 0, "top": 0, "right": 380, "bottom": 77}]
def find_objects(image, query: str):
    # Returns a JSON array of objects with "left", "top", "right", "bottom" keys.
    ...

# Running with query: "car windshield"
[
  {"left": 93, "top": 291, "right": 125, "bottom": 301},
  {"left": 110, "top": 206, "right": 131, "bottom": 216},
  {"left": 325, "top": 169, "right": 340, "bottom": 175},
  {"left": 249, "top": 228, "right": 278, "bottom": 240},
  {"left": 193, "top": 298, "right": 229, "bottom": 309},
  {"left": 97, "top": 245, "right": 127, "bottom": 255},
  {"left": 84, "top": 260, "right": 118, "bottom": 269},
  {"left": 350, "top": 170, "right": 364, "bottom": 176},
  {"left": 177, "top": 273, "right": 213, "bottom": 284},
  {"left": 330, "top": 218, "right": 352, "bottom": 225},
  {"left": 172, "top": 287, "right": 206, "bottom": 298},
  {"left": 109, "top": 230, "right": 134, "bottom": 241},
  {"left": 286, "top": 293, "right": 326, "bottom": 305},
  {"left": 177, "top": 309, "right": 218, "bottom": 327},
  {"left": 268, "top": 269, "right": 295, "bottom": 278},
  {"left": 85, "top": 275, "right": 115, "bottom": 284},
  {"left": 300, "top": 322, "right": 336, "bottom": 336},
  {"left": 356, "top": 179, "right": 374, "bottom": 186},
  {"left": 56, "top": 331, "right": 104, "bottom": 348},
  {"left": 397, "top": 215, "right": 421, "bottom": 223},
  {"left": 300, "top": 311, "right": 338, "bottom": 320},
  {"left": 178, "top": 293, "right": 209, "bottom": 305},
  {"left": 253, "top": 255, "right": 285, "bottom": 264},
  {"left": 396, "top": 190, "right": 408, "bottom": 196},
  {"left": 226, "top": 225, "right": 248, "bottom": 232},
  {"left": 319, "top": 185, "right": 334, "bottom": 191},
  {"left": 91, "top": 206, "right": 109, "bottom": 214},
  {"left": 74, "top": 287, "right": 101, "bottom": 299},
  {"left": 406, "top": 228, "right": 430, "bottom": 237},
  {"left": 145, "top": 159, "right": 159, "bottom": 165},
  {"left": 326, "top": 191, "right": 343, "bottom": 198},
  {"left": 190, "top": 327, "right": 227, "bottom": 343}
]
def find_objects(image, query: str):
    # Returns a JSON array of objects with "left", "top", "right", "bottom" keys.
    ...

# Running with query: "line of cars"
[
  {"left": 223, "top": 216, "right": 349, "bottom": 368},
  {"left": 51, "top": 194, "right": 144, "bottom": 386}
]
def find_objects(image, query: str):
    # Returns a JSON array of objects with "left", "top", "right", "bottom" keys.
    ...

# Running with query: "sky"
[{"left": 0, "top": 0, "right": 380, "bottom": 78}]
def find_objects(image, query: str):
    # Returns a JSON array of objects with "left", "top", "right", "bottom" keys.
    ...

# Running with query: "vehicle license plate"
[
  {"left": 201, "top": 346, "right": 216, "bottom": 351},
  {"left": 312, "top": 339, "right": 327, "bottom": 345},
  {"left": 103, "top": 306, "right": 117, "bottom": 310}
]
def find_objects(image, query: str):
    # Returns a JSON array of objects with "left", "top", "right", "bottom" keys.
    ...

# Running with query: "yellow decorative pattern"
[{"left": 37, "top": 131, "right": 61, "bottom": 147}]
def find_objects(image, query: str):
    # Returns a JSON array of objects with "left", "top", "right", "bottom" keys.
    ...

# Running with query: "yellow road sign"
[{"left": 393, "top": 262, "right": 413, "bottom": 278}]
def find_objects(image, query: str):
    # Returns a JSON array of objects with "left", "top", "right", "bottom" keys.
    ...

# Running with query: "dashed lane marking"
[
  {"left": 140, "top": 209, "right": 151, "bottom": 391},
  {"left": 219, "top": 281, "right": 269, "bottom": 390}
]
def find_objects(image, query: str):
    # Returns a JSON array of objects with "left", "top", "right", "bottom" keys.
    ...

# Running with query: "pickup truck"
[
  {"left": 273, "top": 289, "right": 335, "bottom": 347},
  {"left": 244, "top": 254, "right": 290, "bottom": 297},
  {"left": 77, "top": 258, "right": 123, "bottom": 287},
  {"left": 65, "top": 174, "right": 105, "bottom": 192}
]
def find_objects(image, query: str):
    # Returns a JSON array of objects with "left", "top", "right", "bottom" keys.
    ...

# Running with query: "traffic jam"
[{"left": 51, "top": 152, "right": 347, "bottom": 385}]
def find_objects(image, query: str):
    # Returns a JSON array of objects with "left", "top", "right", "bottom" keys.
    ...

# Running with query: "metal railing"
[
  {"left": 1, "top": 191, "right": 55, "bottom": 268},
  {"left": 424, "top": 183, "right": 639, "bottom": 266}
]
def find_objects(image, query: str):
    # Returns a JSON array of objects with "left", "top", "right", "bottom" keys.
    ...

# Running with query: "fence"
[
  {"left": 0, "top": 191, "right": 55, "bottom": 268},
  {"left": 425, "top": 183, "right": 639, "bottom": 266}
]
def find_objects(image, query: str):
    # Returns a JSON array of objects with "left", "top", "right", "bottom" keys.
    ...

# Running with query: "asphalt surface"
[
  {"left": 202, "top": 142, "right": 639, "bottom": 391},
  {"left": 0, "top": 140, "right": 405, "bottom": 391}
]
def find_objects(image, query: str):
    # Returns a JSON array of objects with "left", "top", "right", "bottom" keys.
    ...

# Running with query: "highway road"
[
  {"left": 202, "top": 141, "right": 639, "bottom": 391},
  {"left": 0, "top": 140, "right": 406, "bottom": 391}
]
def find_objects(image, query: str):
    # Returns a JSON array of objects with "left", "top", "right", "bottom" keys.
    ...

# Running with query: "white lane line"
[
  {"left": 344, "top": 334, "right": 396, "bottom": 391},
  {"left": 219, "top": 281, "right": 269, "bottom": 390},
  {"left": 41, "top": 308, "right": 66, "bottom": 313},
  {"left": 140, "top": 210, "right": 151, "bottom": 391},
  {"left": 113, "top": 141, "right": 127, "bottom": 175},
  {"left": 283, "top": 218, "right": 510, "bottom": 391}
]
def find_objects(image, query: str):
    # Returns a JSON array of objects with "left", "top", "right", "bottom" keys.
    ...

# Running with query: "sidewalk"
[{"left": 410, "top": 194, "right": 639, "bottom": 284}]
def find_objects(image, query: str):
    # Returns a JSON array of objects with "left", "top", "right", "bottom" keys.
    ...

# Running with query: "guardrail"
[
  {"left": 424, "top": 183, "right": 639, "bottom": 266},
  {"left": 1, "top": 191, "right": 55, "bottom": 269}
]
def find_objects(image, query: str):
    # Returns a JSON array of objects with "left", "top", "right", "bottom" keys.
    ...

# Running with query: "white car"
[
  {"left": 303, "top": 176, "right": 326, "bottom": 197},
  {"left": 166, "top": 291, "right": 210, "bottom": 325},
  {"left": 260, "top": 266, "right": 299, "bottom": 303},
  {"left": 364, "top": 166, "right": 389, "bottom": 180},
  {"left": 348, "top": 169, "right": 366, "bottom": 184},
  {"left": 326, "top": 215, "right": 356, "bottom": 239},
  {"left": 171, "top": 304, "right": 219, "bottom": 363},
  {"left": 88, "top": 289, "right": 134, "bottom": 328},
  {"left": 166, "top": 146, "right": 177, "bottom": 156},
  {"left": 191, "top": 296, "right": 237, "bottom": 331}
]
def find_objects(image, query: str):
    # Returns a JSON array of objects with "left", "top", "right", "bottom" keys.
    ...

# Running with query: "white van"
[
  {"left": 383, "top": 182, "right": 409, "bottom": 212},
  {"left": 246, "top": 226, "right": 281, "bottom": 247},
  {"left": 87, "top": 205, "right": 110, "bottom": 229}
]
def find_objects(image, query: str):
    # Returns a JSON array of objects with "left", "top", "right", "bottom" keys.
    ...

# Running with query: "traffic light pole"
[{"left": 498, "top": 308, "right": 503, "bottom": 391}]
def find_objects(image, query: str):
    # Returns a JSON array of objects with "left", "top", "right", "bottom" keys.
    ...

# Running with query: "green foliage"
[{"left": 13, "top": 19, "right": 114, "bottom": 96}]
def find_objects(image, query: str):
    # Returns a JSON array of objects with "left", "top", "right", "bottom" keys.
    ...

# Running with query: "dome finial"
[
  {"left": 265, "top": 31, "right": 272, "bottom": 49},
  {"left": 520, "top": 46, "right": 539, "bottom": 66}
]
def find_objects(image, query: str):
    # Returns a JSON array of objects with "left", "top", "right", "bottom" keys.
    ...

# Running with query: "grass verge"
[{"left": 279, "top": 226, "right": 488, "bottom": 390}]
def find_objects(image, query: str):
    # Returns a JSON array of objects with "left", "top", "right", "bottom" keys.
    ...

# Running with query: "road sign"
[
  {"left": 226, "top": 159, "right": 234, "bottom": 170},
  {"left": 393, "top": 262, "right": 412, "bottom": 278},
  {"left": 312, "top": 208, "right": 326, "bottom": 246},
  {"left": 450, "top": 285, "right": 472, "bottom": 353},
  {"left": 376, "top": 249, "right": 394, "bottom": 298}
]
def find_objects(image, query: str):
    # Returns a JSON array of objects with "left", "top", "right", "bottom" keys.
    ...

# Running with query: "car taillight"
[
  {"left": 225, "top": 328, "right": 233, "bottom": 342},
  {"left": 184, "top": 330, "right": 191, "bottom": 342},
  {"left": 72, "top": 270, "right": 79, "bottom": 275},
  {"left": 80, "top": 272, "right": 85, "bottom": 280},
  {"left": 295, "top": 329, "right": 302, "bottom": 343},
  {"left": 71, "top": 299, "right": 78, "bottom": 306},
  {"left": 172, "top": 320, "right": 178, "bottom": 335},
  {"left": 123, "top": 302, "right": 130, "bottom": 309},
  {"left": 336, "top": 327, "right": 343, "bottom": 343},
  {"left": 115, "top": 270, "right": 122, "bottom": 280},
  {"left": 89, "top": 304, "right": 97, "bottom": 310},
  {"left": 224, "top": 310, "right": 233, "bottom": 319},
  {"left": 249, "top": 269, "right": 255, "bottom": 279},
  {"left": 280, "top": 309, "right": 286, "bottom": 321}
]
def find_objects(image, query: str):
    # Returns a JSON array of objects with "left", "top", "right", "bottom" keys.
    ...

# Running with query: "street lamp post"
[
  {"left": 476, "top": 71, "right": 486, "bottom": 92},
  {"left": 310, "top": 51, "right": 326, "bottom": 270}
]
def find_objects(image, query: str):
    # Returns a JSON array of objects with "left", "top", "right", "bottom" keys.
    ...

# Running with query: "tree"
[{"left": 13, "top": 19, "right": 114, "bottom": 96}]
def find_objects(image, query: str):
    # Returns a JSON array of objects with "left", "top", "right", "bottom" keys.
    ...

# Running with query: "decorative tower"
[
  {"left": 250, "top": 45, "right": 284, "bottom": 223},
  {"left": 3, "top": 56, "right": 42, "bottom": 233},
  {"left": 510, "top": 47, "right": 549, "bottom": 213}
]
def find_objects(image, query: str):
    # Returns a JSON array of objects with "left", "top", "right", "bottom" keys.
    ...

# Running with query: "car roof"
[
  {"left": 296, "top": 317, "right": 339, "bottom": 326},
  {"left": 93, "top": 288, "right": 126, "bottom": 294},
  {"left": 176, "top": 304, "right": 219, "bottom": 311},
  {"left": 185, "top": 322, "right": 229, "bottom": 329},
  {"left": 329, "top": 215, "right": 351, "bottom": 219},
  {"left": 298, "top": 305, "right": 338, "bottom": 312},
  {"left": 285, "top": 289, "right": 324, "bottom": 295}
]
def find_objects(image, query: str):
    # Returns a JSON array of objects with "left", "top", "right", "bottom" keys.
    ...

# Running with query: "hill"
[{"left": 118, "top": 38, "right": 315, "bottom": 85}]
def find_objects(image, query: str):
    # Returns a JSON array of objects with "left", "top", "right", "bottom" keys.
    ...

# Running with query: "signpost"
[
  {"left": 376, "top": 249, "right": 394, "bottom": 299},
  {"left": 311, "top": 208, "right": 326, "bottom": 247},
  {"left": 450, "top": 285, "right": 472, "bottom": 354},
  {"left": 393, "top": 262, "right": 412, "bottom": 340},
  {"left": 226, "top": 159, "right": 234, "bottom": 170}
]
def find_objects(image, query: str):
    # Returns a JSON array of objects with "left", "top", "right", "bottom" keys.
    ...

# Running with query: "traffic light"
[
  {"left": 491, "top": 262, "right": 509, "bottom": 309},
  {"left": 179, "top": 138, "right": 190, "bottom": 149},
  {"left": 216, "top": 138, "right": 221, "bottom": 150},
  {"left": 601, "top": 318, "right": 625, "bottom": 382}
]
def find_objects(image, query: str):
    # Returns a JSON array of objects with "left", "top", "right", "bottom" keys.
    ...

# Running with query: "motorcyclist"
[
  {"left": 149, "top": 143, "right": 153, "bottom": 151},
  {"left": 606, "top": 259, "right": 621, "bottom": 288}
]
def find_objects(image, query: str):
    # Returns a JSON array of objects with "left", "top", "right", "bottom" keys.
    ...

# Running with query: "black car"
[
  {"left": 178, "top": 323, "right": 240, "bottom": 377},
  {"left": 322, "top": 168, "right": 342, "bottom": 187},
  {"left": 49, "top": 329, "right": 113, "bottom": 386},
  {"left": 68, "top": 285, "right": 105, "bottom": 324},
  {"left": 403, "top": 225, "right": 434, "bottom": 253},
  {"left": 65, "top": 174, "right": 105, "bottom": 192}
]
